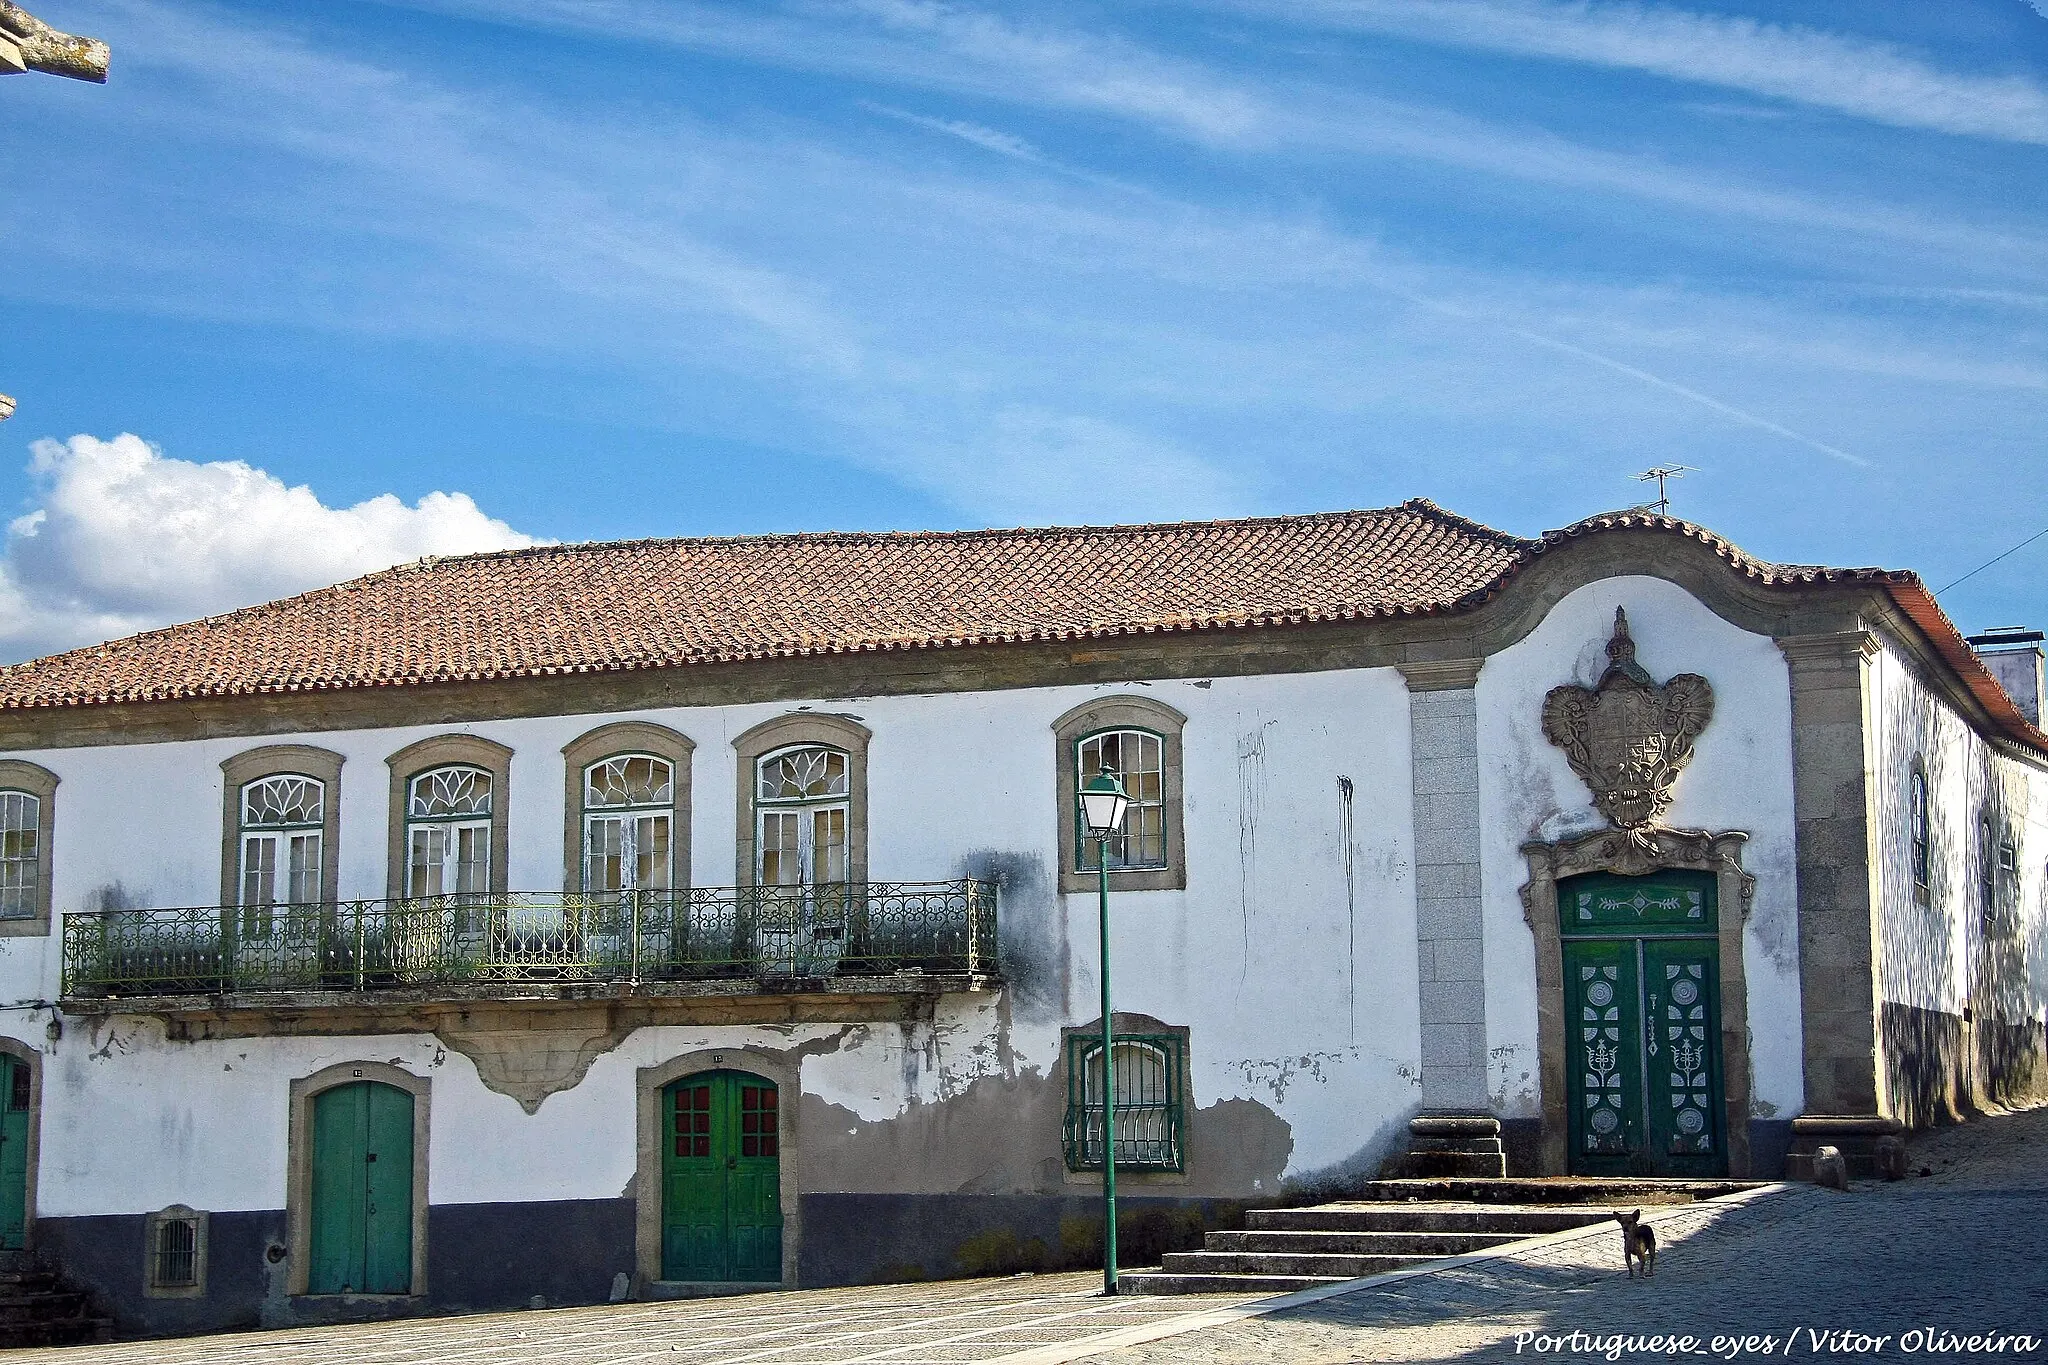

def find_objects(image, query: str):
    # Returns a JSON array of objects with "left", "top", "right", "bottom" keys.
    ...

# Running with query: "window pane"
[
  {"left": 409, "top": 826, "right": 447, "bottom": 898},
  {"left": 287, "top": 833, "right": 322, "bottom": 903},
  {"left": 585, "top": 816, "right": 625, "bottom": 893},
  {"left": 634, "top": 815, "right": 671, "bottom": 891},
  {"left": 243, "top": 835, "right": 278, "bottom": 907},
  {"left": 1077, "top": 730, "right": 1166, "bottom": 870},
  {"left": 761, "top": 812, "right": 799, "bottom": 886},
  {"left": 456, "top": 824, "right": 490, "bottom": 894},
  {"left": 0, "top": 793, "right": 35, "bottom": 920},
  {"left": 812, "top": 807, "right": 847, "bottom": 884}
]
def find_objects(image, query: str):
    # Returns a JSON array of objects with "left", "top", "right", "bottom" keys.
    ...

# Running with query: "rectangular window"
[
  {"left": 409, "top": 822, "right": 490, "bottom": 898},
  {"left": 0, "top": 793, "right": 37, "bottom": 921},
  {"left": 1076, "top": 731, "right": 1167, "bottom": 871},
  {"left": 1061, "top": 1032, "right": 1185, "bottom": 1171}
]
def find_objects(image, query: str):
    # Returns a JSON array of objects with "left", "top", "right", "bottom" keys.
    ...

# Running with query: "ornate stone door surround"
[{"left": 1520, "top": 829, "right": 1756, "bottom": 1176}]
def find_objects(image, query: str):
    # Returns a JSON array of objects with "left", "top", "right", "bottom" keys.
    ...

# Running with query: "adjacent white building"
[{"left": 0, "top": 502, "right": 2038, "bottom": 1335}]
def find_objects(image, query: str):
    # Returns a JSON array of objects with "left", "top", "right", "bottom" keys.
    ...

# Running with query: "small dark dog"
[{"left": 1615, "top": 1209, "right": 1656, "bottom": 1279}]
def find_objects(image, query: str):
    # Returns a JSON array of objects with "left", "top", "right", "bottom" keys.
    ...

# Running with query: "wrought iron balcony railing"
[{"left": 60, "top": 881, "right": 998, "bottom": 1000}]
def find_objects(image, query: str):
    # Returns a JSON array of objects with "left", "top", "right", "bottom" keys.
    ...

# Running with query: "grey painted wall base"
[
  {"left": 796, "top": 1193, "right": 1245, "bottom": 1287},
  {"left": 1746, "top": 1120, "right": 1793, "bottom": 1180},
  {"left": 40, "top": 1193, "right": 1242, "bottom": 1339}
]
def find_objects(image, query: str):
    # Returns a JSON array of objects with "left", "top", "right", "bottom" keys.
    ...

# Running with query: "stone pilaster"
[
  {"left": 1395, "top": 659, "right": 1504, "bottom": 1175},
  {"left": 1780, "top": 630, "right": 1887, "bottom": 1119}
]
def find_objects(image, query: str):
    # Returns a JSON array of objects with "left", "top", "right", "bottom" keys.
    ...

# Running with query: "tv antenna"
[{"left": 1633, "top": 464, "right": 1696, "bottom": 516}]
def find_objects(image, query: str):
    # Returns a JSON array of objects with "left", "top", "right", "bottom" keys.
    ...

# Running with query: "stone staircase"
[
  {"left": 0, "top": 1251, "right": 112, "bottom": 1348},
  {"left": 1119, "top": 1178, "right": 1763, "bottom": 1295}
]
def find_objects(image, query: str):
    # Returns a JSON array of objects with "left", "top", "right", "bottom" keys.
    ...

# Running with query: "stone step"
[
  {"left": 1247, "top": 1205, "right": 1610, "bottom": 1235},
  {"left": 0, "top": 1291, "right": 89, "bottom": 1322},
  {"left": 1352, "top": 1178, "right": 1761, "bottom": 1205},
  {"left": 0, "top": 1314, "right": 113, "bottom": 1349},
  {"left": 1118, "top": 1272, "right": 1349, "bottom": 1296},
  {"left": 1160, "top": 1251, "right": 1438, "bottom": 1278},
  {"left": 1203, "top": 1229, "right": 1519, "bottom": 1256}
]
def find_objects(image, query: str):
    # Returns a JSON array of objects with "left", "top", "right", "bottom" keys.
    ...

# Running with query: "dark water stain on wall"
[
  {"left": 957, "top": 849, "right": 1064, "bottom": 1023},
  {"left": 799, "top": 1071, "right": 1293, "bottom": 1199}
]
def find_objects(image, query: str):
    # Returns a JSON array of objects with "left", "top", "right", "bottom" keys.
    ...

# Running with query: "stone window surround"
[
  {"left": 1520, "top": 828, "right": 1756, "bottom": 1178},
  {"left": 1057, "top": 1011, "right": 1191, "bottom": 1187},
  {"left": 385, "top": 734, "right": 513, "bottom": 900},
  {"left": 0, "top": 761, "right": 57, "bottom": 937},
  {"left": 560, "top": 721, "right": 697, "bottom": 893},
  {"left": 1053, "top": 697, "right": 1187, "bottom": 895},
  {"left": 0, "top": 1039, "right": 39, "bottom": 1246},
  {"left": 284, "top": 1061, "right": 431, "bottom": 1299},
  {"left": 633, "top": 1047, "right": 802, "bottom": 1292},
  {"left": 142, "top": 1205, "right": 209, "bottom": 1299},
  {"left": 731, "top": 714, "right": 870, "bottom": 889},
  {"left": 219, "top": 746, "right": 345, "bottom": 909}
]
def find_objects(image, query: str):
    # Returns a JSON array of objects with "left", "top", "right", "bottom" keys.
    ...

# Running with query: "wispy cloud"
[
  {"left": 1259, "top": 0, "right": 2048, "bottom": 144},
  {"left": 862, "top": 102, "right": 1044, "bottom": 162}
]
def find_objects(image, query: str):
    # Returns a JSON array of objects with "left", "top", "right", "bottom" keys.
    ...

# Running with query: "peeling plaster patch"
[
  {"left": 1231, "top": 1047, "right": 1358, "bottom": 1105},
  {"left": 1280, "top": 1109, "right": 1410, "bottom": 1193},
  {"left": 1488, "top": 1042, "right": 1536, "bottom": 1115},
  {"left": 1750, "top": 1097, "right": 1780, "bottom": 1118}
]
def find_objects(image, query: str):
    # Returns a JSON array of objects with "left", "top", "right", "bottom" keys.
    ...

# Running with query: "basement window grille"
[
  {"left": 1061, "top": 1033, "right": 1185, "bottom": 1172},
  {"left": 143, "top": 1207, "right": 208, "bottom": 1298},
  {"left": 152, "top": 1218, "right": 197, "bottom": 1288}
]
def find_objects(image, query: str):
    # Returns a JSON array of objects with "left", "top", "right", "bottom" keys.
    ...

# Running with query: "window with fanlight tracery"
[
  {"left": 239, "top": 775, "right": 325, "bottom": 921},
  {"left": 583, "top": 754, "right": 674, "bottom": 894},
  {"left": 407, "top": 765, "right": 492, "bottom": 898},
  {"left": 755, "top": 745, "right": 848, "bottom": 888}
]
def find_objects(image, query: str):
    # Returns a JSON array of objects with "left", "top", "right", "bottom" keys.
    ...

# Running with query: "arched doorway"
[
  {"left": 661, "top": 1070, "right": 781, "bottom": 1283},
  {"left": 0, "top": 1050, "right": 33, "bottom": 1250},
  {"left": 1559, "top": 870, "right": 1726, "bottom": 1176},
  {"left": 309, "top": 1081, "right": 415, "bottom": 1294}
]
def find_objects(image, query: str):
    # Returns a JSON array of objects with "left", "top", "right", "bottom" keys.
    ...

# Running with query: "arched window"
[
  {"left": 1908, "top": 762, "right": 1930, "bottom": 906},
  {"left": 755, "top": 745, "right": 849, "bottom": 889},
  {"left": 1075, "top": 729, "right": 1166, "bottom": 871},
  {"left": 0, "top": 792, "right": 40, "bottom": 922},
  {"left": 408, "top": 765, "right": 492, "bottom": 899},
  {"left": 583, "top": 754, "right": 674, "bottom": 894},
  {"left": 239, "top": 775, "right": 325, "bottom": 912},
  {"left": 1062, "top": 1034, "right": 1185, "bottom": 1171}
]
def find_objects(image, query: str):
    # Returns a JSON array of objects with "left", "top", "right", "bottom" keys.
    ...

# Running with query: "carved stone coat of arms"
[{"left": 1541, "top": 608, "right": 1714, "bottom": 842}]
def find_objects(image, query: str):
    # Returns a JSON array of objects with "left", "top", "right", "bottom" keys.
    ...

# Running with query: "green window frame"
[
  {"left": 1072, "top": 727, "right": 1167, "bottom": 873},
  {"left": 1061, "top": 1033, "right": 1185, "bottom": 1172},
  {"left": 1907, "top": 761, "right": 1931, "bottom": 906}
]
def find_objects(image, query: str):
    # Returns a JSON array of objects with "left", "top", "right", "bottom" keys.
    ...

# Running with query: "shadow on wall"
[{"left": 958, "top": 850, "right": 1063, "bottom": 1023}]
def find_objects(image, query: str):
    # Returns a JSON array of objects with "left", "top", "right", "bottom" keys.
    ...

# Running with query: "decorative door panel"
[
  {"left": 0, "top": 1056, "right": 28, "bottom": 1250},
  {"left": 1643, "top": 939, "right": 1724, "bottom": 1174},
  {"left": 1563, "top": 939, "right": 1643, "bottom": 1174},
  {"left": 662, "top": 1071, "right": 782, "bottom": 1283},
  {"left": 1558, "top": 871, "right": 1726, "bottom": 1177}
]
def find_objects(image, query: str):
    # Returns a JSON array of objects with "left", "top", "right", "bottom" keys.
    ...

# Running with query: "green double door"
[
  {"left": 662, "top": 1070, "right": 782, "bottom": 1283},
  {"left": 0, "top": 1055, "right": 29, "bottom": 1250},
  {"left": 1561, "top": 872, "right": 1726, "bottom": 1176},
  {"left": 310, "top": 1081, "right": 415, "bottom": 1294}
]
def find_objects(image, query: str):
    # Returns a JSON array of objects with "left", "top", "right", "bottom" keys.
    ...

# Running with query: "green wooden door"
[
  {"left": 310, "top": 1081, "right": 414, "bottom": 1294},
  {"left": 1560, "top": 872, "right": 1726, "bottom": 1177},
  {"left": 0, "top": 1056, "right": 30, "bottom": 1250},
  {"left": 662, "top": 1071, "right": 781, "bottom": 1283}
]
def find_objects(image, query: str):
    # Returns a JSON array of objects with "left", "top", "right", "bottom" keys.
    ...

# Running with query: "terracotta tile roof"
[
  {"left": 1, "top": 499, "right": 2038, "bottom": 758},
  {"left": 0, "top": 500, "right": 1533, "bottom": 709}
]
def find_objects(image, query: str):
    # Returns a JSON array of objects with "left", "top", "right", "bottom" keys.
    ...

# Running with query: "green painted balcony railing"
[{"left": 60, "top": 881, "right": 999, "bottom": 999}]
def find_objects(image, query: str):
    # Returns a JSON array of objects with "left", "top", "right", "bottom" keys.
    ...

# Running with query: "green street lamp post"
[{"left": 1078, "top": 766, "right": 1132, "bottom": 1296}]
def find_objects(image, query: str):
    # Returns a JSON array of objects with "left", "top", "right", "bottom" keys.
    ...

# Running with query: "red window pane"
[{"left": 761, "top": 1133, "right": 778, "bottom": 1157}]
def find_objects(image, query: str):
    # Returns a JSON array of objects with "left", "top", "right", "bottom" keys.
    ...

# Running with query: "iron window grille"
[
  {"left": 151, "top": 1216, "right": 198, "bottom": 1289},
  {"left": 1073, "top": 729, "right": 1167, "bottom": 872},
  {"left": 1062, "top": 1033, "right": 1185, "bottom": 1172}
]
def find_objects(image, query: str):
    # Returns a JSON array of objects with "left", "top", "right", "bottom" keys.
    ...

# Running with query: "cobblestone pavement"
[
  {"left": 1089, "top": 1104, "right": 2048, "bottom": 1365},
  {"left": 9, "top": 1271, "right": 1264, "bottom": 1365}
]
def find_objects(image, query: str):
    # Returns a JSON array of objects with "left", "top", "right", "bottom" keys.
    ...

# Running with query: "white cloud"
[
  {"left": 0, "top": 434, "right": 539, "bottom": 662},
  {"left": 1265, "top": 0, "right": 2048, "bottom": 144}
]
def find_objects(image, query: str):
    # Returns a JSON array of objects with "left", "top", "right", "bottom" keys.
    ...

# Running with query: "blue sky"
[{"left": 1, "top": 0, "right": 2044, "bottom": 660}]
